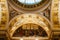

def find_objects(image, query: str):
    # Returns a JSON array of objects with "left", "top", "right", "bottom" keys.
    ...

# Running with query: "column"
[
  {"left": 0, "top": 0, "right": 9, "bottom": 30},
  {"left": 51, "top": 0, "right": 60, "bottom": 39},
  {"left": 0, "top": 2, "right": 2, "bottom": 24},
  {"left": 51, "top": 0, "right": 60, "bottom": 31}
]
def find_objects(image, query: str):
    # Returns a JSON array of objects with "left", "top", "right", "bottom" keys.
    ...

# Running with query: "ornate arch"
[
  {"left": 8, "top": 0, "right": 51, "bottom": 13},
  {"left": 8, "top": 13, "right": 51, "bottom": 38}
]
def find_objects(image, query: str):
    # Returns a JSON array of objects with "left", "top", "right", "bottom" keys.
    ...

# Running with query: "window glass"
[{"left": 18, "top": 0, "right": 42, "bottom": 5}]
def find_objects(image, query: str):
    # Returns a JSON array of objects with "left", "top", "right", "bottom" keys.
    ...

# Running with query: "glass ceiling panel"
[{"left": 18, "top": 0, "right": 42, "bottom": 5}]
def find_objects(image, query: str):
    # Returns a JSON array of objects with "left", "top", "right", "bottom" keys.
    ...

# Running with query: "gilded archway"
[{"left": 8, "top": 13, "right": 51, "bottom": 39}]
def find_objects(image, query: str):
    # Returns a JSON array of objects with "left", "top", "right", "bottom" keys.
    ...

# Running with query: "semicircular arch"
[{"left": 8, "top": 13, "right": 52, "bottom": 38}]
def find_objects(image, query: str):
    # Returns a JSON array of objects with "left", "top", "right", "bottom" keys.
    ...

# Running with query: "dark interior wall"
[{"left": 0, "top": 34, "right": 8, "bottom": 40}]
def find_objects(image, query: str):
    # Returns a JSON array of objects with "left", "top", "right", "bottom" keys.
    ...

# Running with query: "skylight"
[{"left": 18, "top": 0, "right": 42, "bottom": 5}]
